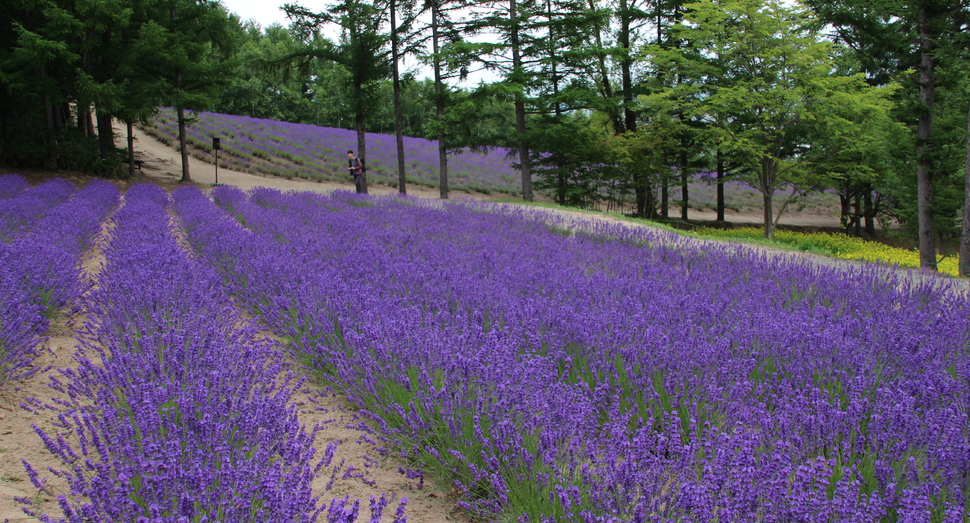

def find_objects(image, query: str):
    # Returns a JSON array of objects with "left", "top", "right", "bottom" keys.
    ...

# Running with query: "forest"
[{"left": 1, "top": 0, "right": 969, "bottom": 271}]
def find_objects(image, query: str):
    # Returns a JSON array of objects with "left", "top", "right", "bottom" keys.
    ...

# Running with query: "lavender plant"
[
  {"left": 0, "top": 177, "right": 119, "bottom": 382},
  {"left": 175, "top": 185, "right": 968, "bottom": 522},
  {"left": 0, "top": 173, "right": 29, "bottom": 199},
  {"left": 145, "top": 108, "right": 522, "bottom": 194},
  {"left": 0, "top": 178, "right": 76, "bottom": 240},
  {"left": 21, "top": 184, "right": 397, "bottom": 522}
]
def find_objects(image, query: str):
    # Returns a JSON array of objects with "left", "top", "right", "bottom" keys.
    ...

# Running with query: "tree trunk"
[
  {"left": 960, "top": 103, "right": 970, "bottom": 276},
  {"left": 839, "top": 186, "right": 851, "bottom": 232},
  {"left": 431, "top": 1, "right": 449, "bottom": 200},
  {"left": 78, "top": 102, "right": 94, "bottom": 137},
  {"left": 390, "top": 0, "right": 407, "bottom": 194},
  {"left": 40, "top": 65, "right": 57, "bottom": 170},
  {"left": 355, "top": 85, "right": 368, "bottom": 194},
  {"left": 177, "top": 104, "right": 191, "bottom": 182},
  {"left": 863, "top": 185, "right": 875, "bottom": 236},
  {"left": 761, "top": 162, "right": 775, "bottom": 239},
  {"left": 716, "top": 149, "right": 725, "bottom": 221},
  {"left": 680, "top": 137, "right": 688, "bottom": 220},
  {"left": 916, "top": 2, "right": 937, "bottom": 270},
  {"left": 853, "top": 192, "right": 862, "bottom": 236},
  {"left": 127, "top": 121, "right": 135, "bottom": 178},
  {"left": 510, "top": 0, "right": 532, "bottom": 201},
  {"left": 619, "top": 0, "right": 641, "bottom": 211},
  {"left": 547, "top": 0, "right": 560, "bottom": 119},
  {"left": 661, "top": 167, "right": 669, "bottom": 218},
  {"left": 96, "top": 111, "right": 114, "bottom": 161},
  {"left": 762, "top": 191, "right": 775, "bottom": 240},
  {"left": 0, "top": 105, "right": 7, "bottom": 143}
]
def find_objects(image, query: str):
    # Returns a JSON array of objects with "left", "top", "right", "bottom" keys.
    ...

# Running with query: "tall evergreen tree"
[
  {"left": 285, "top": 0, "right": 390, "bottom": 194},
  {"left": 806, "top": 0, "right": 970, "bottom": 270}
]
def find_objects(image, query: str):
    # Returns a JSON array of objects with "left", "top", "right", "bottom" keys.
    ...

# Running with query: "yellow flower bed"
[{"left": 695, "top": 227, "right": 961, "bottom": 276}]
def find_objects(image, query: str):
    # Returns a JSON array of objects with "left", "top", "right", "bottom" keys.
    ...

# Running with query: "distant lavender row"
[
  {"left": 190, "top": 187, "right": 967, "bottom": 521},
  {"left": 0, "top": 177, "right": 119, "bottom": 383},
  {"left": 0, "top": 173, "right": 29, "bottom": 199},
  {"left": 0, "top": 178, "right": 75, "bottom": 240},
  {"left": 147, "top": 108, "right": 521, "bottom": 194},
  {"left": 22, "top": 184, "right": 394, "bottom": 522}
]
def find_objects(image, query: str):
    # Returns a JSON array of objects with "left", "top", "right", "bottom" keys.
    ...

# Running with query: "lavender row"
[
  {"left": 0, "top": 177, "right": 76, "bottom": 240},
  {"left": 0, "top": 178, "right": 119, "bottom": 382},
  {"left": 150, "top": 108, "right": 527, "bottom": 194},
  {"left": 187, "top": 187, "right": 968, "bottom": 522},
  {"left": 0, "top": 173, "right": 29, "bottom": 199},
  {"left": 21, "top": 184, "right": 389, "bottom": 522}
]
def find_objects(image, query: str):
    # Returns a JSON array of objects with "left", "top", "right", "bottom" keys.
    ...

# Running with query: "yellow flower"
[{"left": 692, "top": 228, "right": 960, "bottom": 276}]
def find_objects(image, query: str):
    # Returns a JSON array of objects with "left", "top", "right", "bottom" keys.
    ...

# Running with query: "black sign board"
[{"left": 212, "top": 137, "right": 221, "bottom": 150}]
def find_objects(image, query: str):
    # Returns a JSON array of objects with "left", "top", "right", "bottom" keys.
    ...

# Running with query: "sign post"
[{"left": 212, "top": 137, "right": 221, "bottom": 186}]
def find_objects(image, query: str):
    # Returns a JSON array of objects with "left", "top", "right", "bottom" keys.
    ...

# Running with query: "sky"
[{"left": 221, "top": 0, "right": 293, "bottom": 28}]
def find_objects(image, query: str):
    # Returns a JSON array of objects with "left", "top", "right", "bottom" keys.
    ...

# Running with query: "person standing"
[{"left": 347, "top": 150, "right": 365, "bottom": 193}]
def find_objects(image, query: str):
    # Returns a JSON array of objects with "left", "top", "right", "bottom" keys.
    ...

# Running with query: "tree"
[
  {"left": 284, "top": 0, "right": 390, "bottom": 194},
  {"left": 805, "top": 0, "right": 970, "bottom": 270},
  {"left": 134, "top": 0, "right": 235, "bottom": 182},
  {"left": 420, "top": 0, "right": 468, "bottom": 199},
  {"left": 644, "top": 0, "right": 896, "bottom": 239},
  {"left": 962, "top": 104, "right": 970, "bottom": 275}
]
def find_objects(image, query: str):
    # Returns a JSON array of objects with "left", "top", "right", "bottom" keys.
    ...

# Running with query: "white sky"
[{"left": 220, "top": 0, "right": 294, "bottom": 28}]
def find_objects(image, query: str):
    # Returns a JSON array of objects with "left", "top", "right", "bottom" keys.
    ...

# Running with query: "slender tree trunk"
[
  {"left": 853, "top": 192, "right": 862, "bottom": 236},
  {"left": 680, "top": 137, "right": 688, "bottom": 220},
  {"left": 547, "top": 0, "right": 560, "bottom": 118},
  {"left": 127, "top": 121, "right": 135, "bottom": 178},
  {"left": 79, "top": 103, "right": 94, "bottom": 137},
  {"left": 54, "top": 102, "right": 65, "bottom": 136},
  {"left": 661, "top": 170, "right": 669, "bottom": 218},
  {"left": 177, "top": 104, "right": 191, "bottom": 182},
  {"left": 960, "top": 104, "right": 970, "bottom": 276},
  {"left": 840, "top": 186, "right": 851, "bottom": 231},
  {"left": 620, "top": 0, "right": 641, "bottom": 212},
  {"left": 355, "top": 82, "right": 368, "bottom": 194},
  {"left": 40, "top": 65, "right": 57, "bottom": 170},
  {"left": 390, "top": 0, "right": 407, "bottom": 194},
  {"left": 96, "top": 111, "right": 114, "bottom": 161},
  {"left": 431, "top": 2, "right": 448, "bottom": 200},
  {"left": 916, "top": 2, "right": 937, "bottom": 270},
  {"left": 716, "top": 149, "right": 725, "bottom": 221},
  {"left": 761, "top": 164, "right": 775, "bottom": 240},
  {"left": 0, "top": 105, "right": 7, "bottom": 142},
  {"left": 510, "top": 0, "right": 532, "bottom": 201},
  {"left": 585, "top": 0, "right": 621, "bottom": 134},
  {"left": 863, "top": 185, "right": 875, "bottom": 236}
]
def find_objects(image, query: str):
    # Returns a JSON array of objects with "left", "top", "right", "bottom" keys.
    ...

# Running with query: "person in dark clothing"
[{"left": 347, "top": 150, "right": 365, "bottom": 193}]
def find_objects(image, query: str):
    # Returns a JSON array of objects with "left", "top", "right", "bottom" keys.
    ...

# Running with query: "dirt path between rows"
[
  {"left": 166, "top": 200, "right": 471, "bottom": 522},
  {"left": 0, "top": 196, "right": 121, "bottom": 521}
]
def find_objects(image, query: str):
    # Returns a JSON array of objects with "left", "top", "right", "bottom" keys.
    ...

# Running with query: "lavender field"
[
  {"left": 4, "top": 175, "right": 966, "bottom": 522},
  {"left": 182, "top": 187, "right": 965, "bottom": 521},
  {"left": 145, "top": 108, "right": 521, "bottom": 194},
  {"left": 144, "top": 109, "right": 839, "bottom": 215}
]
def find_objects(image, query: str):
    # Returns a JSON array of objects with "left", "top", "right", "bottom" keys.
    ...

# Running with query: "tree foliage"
[{"left": 643, "top": 0, "right": 897, "bottom": 239}]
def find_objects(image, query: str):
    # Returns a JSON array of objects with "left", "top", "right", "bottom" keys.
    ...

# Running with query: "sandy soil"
[{"left": 0, "top": 197, "right": 120, "bottom": 521}]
